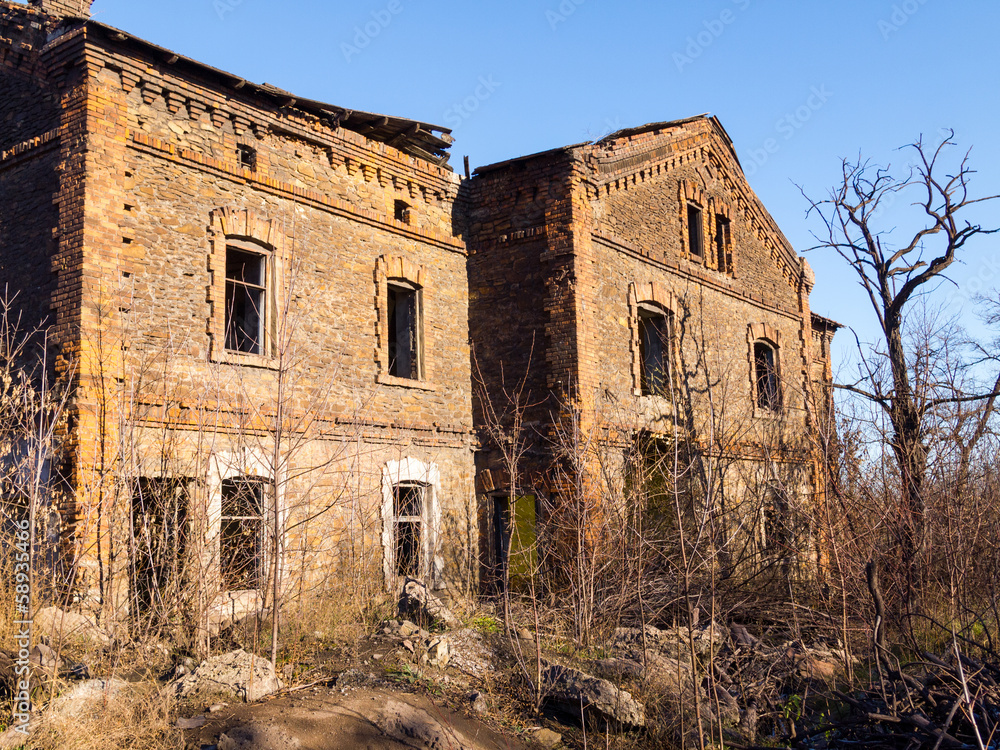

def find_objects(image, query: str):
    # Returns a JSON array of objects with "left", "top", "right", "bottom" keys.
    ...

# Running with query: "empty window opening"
[
  {"left": 220, "top": 478, "right": 265, "bottom": 589},
  {"left": 687, "top": 203, "right": 704, "bottom": 259},
  {"left": 388, "top": 283, "right": 421, "bottom": 379},
  {"left": 225, "top": 247, "right": 266, "bottom": 354},
  {"left": 763, "top": 484, "right": 791, "bottom": 554},
  {"left": 639, "top": 307, "right": 672, "bottom": 397},
  {"left": 715, "top": 214, "right": 731, "bottom": 272},
  {"left": 131, "top": 478, "right": 189, "bottom": 617},
  {"left": 754, "top": 341, "right": 780, "bottom": 411},
  {"left": 394, "top": 200, "right": 411, "bottom": 224},
  {"left": 393, "top": 484, "right": 423, "bottom": 577},
  {"left": 237, "top": 144, "right": 257, "bottom": 171}
]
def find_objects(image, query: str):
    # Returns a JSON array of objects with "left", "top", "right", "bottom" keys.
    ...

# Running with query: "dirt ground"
[
  {"left": 181, "top": 685, "right": 529, "bottom": 750},
  {"left": 176, "top": 624, "right": 537, "bottom": 750}
]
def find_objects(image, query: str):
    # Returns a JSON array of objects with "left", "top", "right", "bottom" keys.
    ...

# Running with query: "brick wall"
[
  {"left": 465, "top": 150, "right": 581, "bottom": 489},
  {"left": 467, "top": 117, "right": 833, "bottom": 577},
  {"left": 0, "top": 6, "right": 63, "bottom": 332},
  {"left": 75, "top": 46, "right": 475, "bottom": 602},
  {"left": 0, "top": 1, "right": 477, "bottom": 606}
]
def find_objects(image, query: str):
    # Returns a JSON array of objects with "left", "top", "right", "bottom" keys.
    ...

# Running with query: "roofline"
[
  {"left": 35, "top": 11, "right": 455, "bottom": 166},
  {"left": 473, "top": 142, "right": 591, "bottom": 176}
]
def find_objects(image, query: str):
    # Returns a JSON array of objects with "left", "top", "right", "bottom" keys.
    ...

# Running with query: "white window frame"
[
  {"left": 381, "top": 458, "right": 441, "bottom": 590},
  {"left": 207, "top": 450, "right": 284, "bottom": 596}
]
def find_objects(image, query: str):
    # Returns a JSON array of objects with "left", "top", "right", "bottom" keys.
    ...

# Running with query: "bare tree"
[{"left": 804, "top": 131, "right": 1000, "bottom": 595}]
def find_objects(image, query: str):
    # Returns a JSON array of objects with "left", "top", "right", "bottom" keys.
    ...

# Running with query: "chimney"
[{"left": 29, "top": 0, "right": 93, "bottom": 19}]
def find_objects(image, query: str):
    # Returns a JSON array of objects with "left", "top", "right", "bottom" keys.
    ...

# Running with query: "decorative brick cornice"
[
  {"left": 83, "top": 42, "right": 457, "bottom": 191},
  {"left": 0, "top": 127, "right": 59, "bottom": 166}
]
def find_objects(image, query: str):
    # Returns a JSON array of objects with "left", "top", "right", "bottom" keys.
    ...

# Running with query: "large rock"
[
  {"left": 542, "top": 664, "right": 645, "bottom": 729},
  {"left": 172, "top": 649, "right": 282, "bottom": 703},
  {"left": 203, "top": 688, "right": 525, "bottom": 750},
  {"left": 217, "top": 724, "right": 301, "bottom": 750},
  {"left": 591, "top": 657, "right": 644, "bottom": 681},
  {"left": 49, "top": 678, "right": 128, "bottom": 719},
  {"left": 33, "top": 606, "right": 110, "bottom": 648},
  {"left": 612, "top": 621, "right": 724, "bottom": 664},
  {"left": 447, "top": 628, "right": 495, "bottom": 677},
  {"left": 398, "top": 578, "right": 460, "bottom": 629}
]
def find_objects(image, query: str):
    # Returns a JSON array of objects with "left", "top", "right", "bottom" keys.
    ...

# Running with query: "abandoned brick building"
[
  {"left": 0, "top": 0, "right": 476, "bottom": 623},
  {"left": 466, "top": 119, "right": 838, "bottom": 585},
  {"left": 0, "top": 0, "right": 835, "bottom": 620}
]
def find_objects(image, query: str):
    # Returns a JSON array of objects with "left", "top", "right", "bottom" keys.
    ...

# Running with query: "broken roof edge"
[
  {"left": 811, "top": 312, "right": 843, "bottom": 330},
  {"left": 27, "top": 6, "right": 455, "bottom": 167}
]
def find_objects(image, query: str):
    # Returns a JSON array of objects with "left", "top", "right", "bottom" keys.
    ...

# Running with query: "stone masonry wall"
[
  {"left": 466, "top": 118, "right": 828, "bottom": 576},
  {"left": 7, "top": 12, "right": 477, "bottom": 604},
  {"left": 576, "top": 121, "right": 815, "bottom": 445}
]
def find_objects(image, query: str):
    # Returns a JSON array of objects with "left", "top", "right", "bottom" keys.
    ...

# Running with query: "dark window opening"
[
  {"left": 764, "top": 484, "right": 791, "bottom": 554},
  {"left": 491, "top": 496, "right": 510, "bottom": 590},
  {"left": 715, "top": 214, "right": 731, "bottom": 272},
  {"left": 687, "top": 203, "right": 704, "bottom": 259},
  {"left": 225, "top": 247, "right": 265, "bottom": 354},
  {"left": 388, "top": 283, "right": 421, "bottom": 379},
  {"left": 754, "top": 341, "right": 781, "bottom": 411},
  {"left": 131, "top": 478, "right": 189, "bottom": 617},
  {"left": 237, "top": 144, "right": 257, "bottom": 171},
  {"left": 394, "top": 200, "right": 411, "bottom": 224},
  {"left": 639, "top": 307, "right": 672, "bottom": 397},
  {"left": 220, "top": 478, "right": 265, "bottom": 590},
  {"left": 394, "top": 484, "right": 423, "bottom": 577}
]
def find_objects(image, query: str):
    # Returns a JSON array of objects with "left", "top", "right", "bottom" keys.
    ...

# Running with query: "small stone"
[
  {"left": 530, "top": 727, "right": 563, "bottom": 748},
  {"left": 469, "top": 691, "right": 488, "bottom": 713},
  {"left": 208, "top": 703, "right": 227, "bottom": 713},
  {"left": 372, "top": 653, "right": 383, "bottom": 661},
  {"left": 30, "top": 643, "right": 60, "bottom": 670},
  {"left": 426, "top": 637, "right": 451, "bottom": 668},
  {"left": 176, "top": 715, "right": 207, "bottom": 730},
  {"left": 517, "top": 628, "right": 534, "bottom": 642},
  {"left": 402, "top": 640, "right": 415, "bottom": 653}
]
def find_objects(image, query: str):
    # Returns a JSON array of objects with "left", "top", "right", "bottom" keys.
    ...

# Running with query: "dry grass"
[{"left": 19, "top": 680, "right": 180, "bottom": 750}]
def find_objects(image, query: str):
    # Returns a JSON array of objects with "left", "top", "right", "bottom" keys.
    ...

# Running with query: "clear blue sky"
[{"left": 74, "top": 0, "right": 1000, "bottom": 375}]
